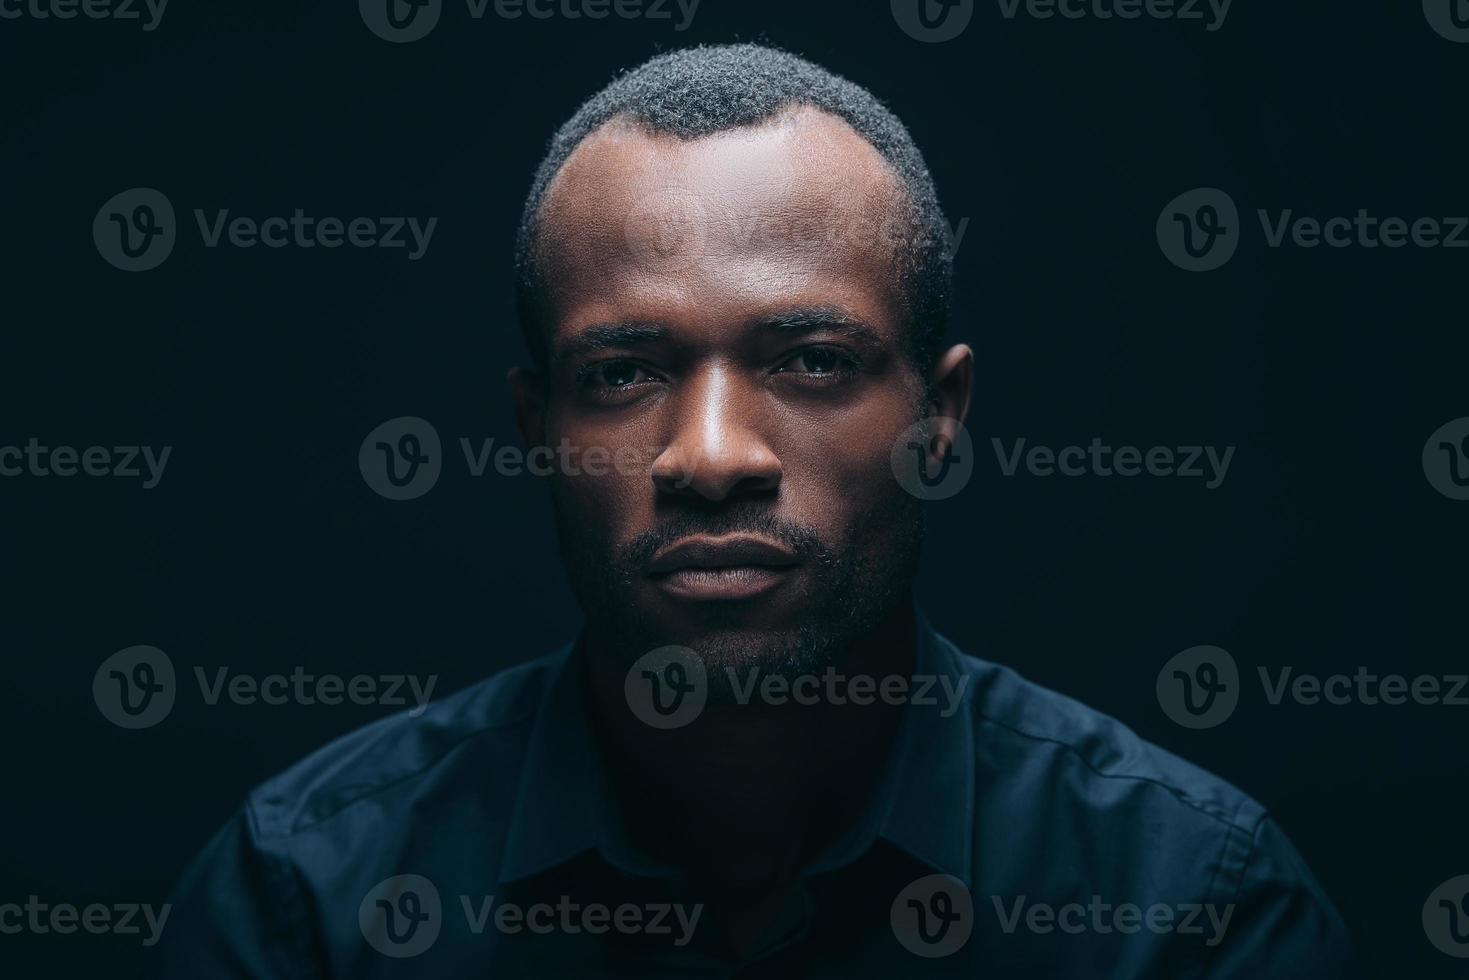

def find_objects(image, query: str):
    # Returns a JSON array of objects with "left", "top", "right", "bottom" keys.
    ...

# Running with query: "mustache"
[{"left": 618, "top": 507, "right": 829, "bottom": 573}]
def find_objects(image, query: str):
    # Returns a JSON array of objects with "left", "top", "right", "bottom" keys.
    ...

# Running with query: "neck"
[{"left": 583, "top": 601, "right": 918, "bottom": 887}]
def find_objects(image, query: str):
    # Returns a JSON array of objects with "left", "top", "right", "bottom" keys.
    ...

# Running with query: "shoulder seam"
[
  {"left": 1197, "top": 807, "right": 1270, "bottom": 979},
  {"left": 243, "top": 802, "right": 320, "bottom": 977},
  {"left": 250, "top": 674, "right": 549, "bottom": 842},
  {"left": 970, "top": 709, "right": 1262, "bottom": 833},
  {"left": 943, "top": 639, "right": 1262, "bottom": 834}
]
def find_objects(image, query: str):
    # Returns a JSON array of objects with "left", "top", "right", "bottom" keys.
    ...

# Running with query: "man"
[{"left": 148, "top": 44, "right": 1363, "bottom": 977}]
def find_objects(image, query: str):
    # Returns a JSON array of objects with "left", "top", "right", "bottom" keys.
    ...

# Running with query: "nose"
[{"left": 650, "top": 366, "right": 782, "bottom": 502}]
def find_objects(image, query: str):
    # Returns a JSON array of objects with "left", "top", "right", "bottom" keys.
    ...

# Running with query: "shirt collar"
[
  {"left": 497, "top": 640, "right": 599, "bottom": 883},
  {"left": 498, "top": 610, "right": 975, "bottom": 887},
  {"left": 872, "top": 611, "right": 976, "bottom": 886},
  {"left": 499, "top": 640, "right": 674, "bottom": 883}
]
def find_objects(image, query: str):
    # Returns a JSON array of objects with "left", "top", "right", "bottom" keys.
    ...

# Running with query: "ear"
[
  {"left": 508, "top": 366, "right": 547, "bottom": 449},
  {"left": 925, "top": 342, "right": 973, "bottom": 459}
]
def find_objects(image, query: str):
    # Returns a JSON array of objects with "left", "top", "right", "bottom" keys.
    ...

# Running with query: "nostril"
[
  {"left": 652, "top": 451, "right": 782, "bottom": 503},
  {"left": 650, "top": 448, "right": 700, "bottom": 493}
]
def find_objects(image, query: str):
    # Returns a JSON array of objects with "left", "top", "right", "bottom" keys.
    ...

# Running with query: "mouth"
[{"left": 645, "top": 534, "right": 800, "bottom": 601}]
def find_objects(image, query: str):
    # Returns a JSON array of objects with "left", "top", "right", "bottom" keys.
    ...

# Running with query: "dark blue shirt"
[{"left": 146, "top": 617, "right": 1363, "bottom": 978}]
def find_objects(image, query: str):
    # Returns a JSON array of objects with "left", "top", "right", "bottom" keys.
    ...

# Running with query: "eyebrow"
[
  {"left": 753, "top": 307, "right": 886, "bottom": 352},
  {"left": 553, "top": 322, "right": 667, "bottom": 364},
  {"left": 552, "top": 307, "right": 887, "bottom": 365}
]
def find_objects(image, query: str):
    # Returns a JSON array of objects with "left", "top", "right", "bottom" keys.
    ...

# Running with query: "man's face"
[{"left": 515, "top": 108, "right": 960, "bottom": 676}]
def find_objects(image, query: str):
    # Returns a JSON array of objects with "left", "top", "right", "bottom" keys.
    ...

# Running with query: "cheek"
[
  {"left": 775, "top": 388, "right": 920, "bottom": 526},
  {"left": 544, "top": 417, "right": 660, "bottom": 536}
]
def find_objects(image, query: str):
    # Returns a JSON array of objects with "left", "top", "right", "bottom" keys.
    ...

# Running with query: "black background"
[{"left": 2, "top": 0, "right": 1465, "bottom": 975}]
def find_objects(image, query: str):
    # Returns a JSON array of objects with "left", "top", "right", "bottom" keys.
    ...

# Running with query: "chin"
[
  {"left": 682, "top": 624, "right": 837, "bottom": 703},
  {"left": 688, "top": 623, "right": 829, "bottom": 669}
]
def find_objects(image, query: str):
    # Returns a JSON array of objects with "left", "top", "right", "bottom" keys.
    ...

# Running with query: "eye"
[
  {"left": 579, "top": 359, "right": 658, "bottom": 389},
  {"left": 776, "top": 346, "right": 858, "bottom": 377}
]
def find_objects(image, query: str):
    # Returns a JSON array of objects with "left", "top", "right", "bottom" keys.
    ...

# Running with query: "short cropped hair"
[{"left": 514, "top": 42, "right": 953, "bottom": 373}]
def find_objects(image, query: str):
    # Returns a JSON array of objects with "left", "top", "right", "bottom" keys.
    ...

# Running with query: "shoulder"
[
  {"left": 938, "top": 632, "right": 1288, "bottom": 918},
  {"left": 242, "top": 649, "right": 565, "bottom": 842},
  {"left": 944, "top": 634, "right": 1264, "bottom": 837},
  {"left": 940, "top": 635, "right": 1361, "bottom": 971}
]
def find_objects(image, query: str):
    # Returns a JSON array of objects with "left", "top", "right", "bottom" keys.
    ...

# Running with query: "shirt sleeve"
[
  {"left": 142, "top": 807, "right": 320, "bottom": 980},
  {"left": 1201, "top": 814, "right": 1370, "bottom": 979}
]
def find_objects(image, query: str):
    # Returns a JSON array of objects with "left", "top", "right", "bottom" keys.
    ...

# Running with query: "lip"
[
  {"left": 646, "top": 535, "right": 800, "bottom": 574},
  {"left": 646, "top": 535, "right": 800, "bottom": 601}
]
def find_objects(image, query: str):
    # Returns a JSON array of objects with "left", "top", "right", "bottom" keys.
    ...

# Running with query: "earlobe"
[{"left": 508, "top": 366, "right": 548, "bottom": 449}]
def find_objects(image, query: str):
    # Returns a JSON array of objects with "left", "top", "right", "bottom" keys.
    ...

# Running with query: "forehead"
[{"left": 534, "top": 107, "right": 911, "bottom": 352}]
